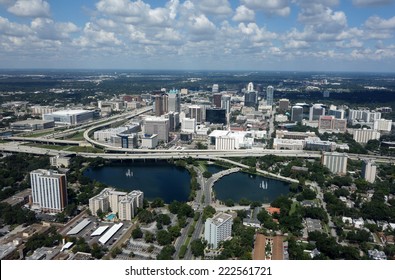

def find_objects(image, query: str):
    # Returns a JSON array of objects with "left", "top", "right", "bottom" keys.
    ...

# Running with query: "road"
[
  {"left": 313, "top": 182, "right": 338, "bottom": 241},
  {"left": 173, "top": 218, "right": 193, "bottom": 259}
]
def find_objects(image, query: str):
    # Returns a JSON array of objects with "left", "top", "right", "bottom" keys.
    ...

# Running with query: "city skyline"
[{"left": 0, "top": 0, "right": 394, "bottom": 72}]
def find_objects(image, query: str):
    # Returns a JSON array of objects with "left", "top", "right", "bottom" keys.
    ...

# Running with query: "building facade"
[
  {"left": 143, "top": 117, "right": 169, "bottom": 142},
  {"left": 266, "top": 86, "right": 274, "bottom": 106},
  {"left": 30, "top": 169, "right": 68, "bottom": 213},
  {"left": 204, "top": 212, "right": 233, "bottom": 249},
  {"left": 322, "top": 152, "right": 348, "bottom": 175},
  {"left": 362, "top": 159, "right": 377, "bottom": 184}
]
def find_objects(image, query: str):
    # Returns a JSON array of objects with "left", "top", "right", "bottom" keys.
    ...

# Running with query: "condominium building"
[
  {"left": 89, "top": 188, "right": 143, "bottom": 221},
  {"left": 213, "top": 93, "right": 222, "bottom": 108},
  {"left": 322, "top": 152, "right": 348, "bottom": 175},
  {"left": 353, "top": 128, "right": 380, "bottom": 144},
  {"left": 221, "top": 95, "right": 231, "bottom": 114},
  {"left": 362, "top": 159, "right": 377, "bottom": 184},
  {"left": 318, "top": 116, "right": 347, "bottom": 132},
  {"left": 30, "top": 169, "right": 68, "bottom": 213},
  {"left": 309, "top": 104, "right": 325, "bottom": 121},
  {"left": 204, "top": 212, "right": 233, "bottom": 249},
  {"left": 374, "top": 119, "right": 392, "bottom": 132}
]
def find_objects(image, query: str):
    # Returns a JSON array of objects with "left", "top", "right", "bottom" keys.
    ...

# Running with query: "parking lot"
[{"left": 64, "top": 215, "right": 131, "bottom": 248}]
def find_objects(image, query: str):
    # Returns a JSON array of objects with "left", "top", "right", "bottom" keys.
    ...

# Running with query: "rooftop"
[
  {"left": 49, "top": 109, "right": 91, "bottom": 116},
  {"left": 209, "top": 212, "right": 233, "bottom": 226}
]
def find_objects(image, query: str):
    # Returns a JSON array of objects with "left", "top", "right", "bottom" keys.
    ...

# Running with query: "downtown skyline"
[{"left": 0, "top": 0, "right": 395, "bottom": 72}]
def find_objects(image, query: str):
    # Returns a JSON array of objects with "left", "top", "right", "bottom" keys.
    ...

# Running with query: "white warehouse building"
[{"left": 43, "top": 109, "right": 94, "bottom": 125}]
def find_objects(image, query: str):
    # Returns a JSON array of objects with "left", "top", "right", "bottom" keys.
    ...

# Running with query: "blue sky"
[{"left": 0, "top": 0, "right": 395, "bottom": 72}]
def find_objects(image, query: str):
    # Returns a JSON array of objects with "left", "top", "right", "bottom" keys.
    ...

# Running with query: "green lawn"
[
  {"left": 23, "top": 143, "right": 66, "bottom": 150},
  {"left": 66, "top": 146, "right": 103, "bottom": 153},
  {"left": 23, "top": 130, "right": 54, "bottom": 138}
]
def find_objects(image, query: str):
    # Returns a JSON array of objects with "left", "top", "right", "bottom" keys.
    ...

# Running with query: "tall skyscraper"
[
  {"left": 212, "top": 84, "right": 219, "bottom": 93},
  {"left": 221, "top": 95, "right": 231, "bottom": 114},
  {"left": 362, "top": 159, "right": 377, "bottom": 184},
  {"left": 213, "top": 93, "right": 222, "bottom": 108},
  {"left": 189, "top": 105, "right": 203, "bottom": 124},
  {"left": 154, "top": 94, "right": 167, "bottom": 116},
  {"left": 204, "top": 212, "right": 233, "bottom": 249},
  {"left": 206, "top": 108, "right": 226, "bottom": 124},
  {"left": 30, "top": 169, "right": 68, "bottom": 213},
  {"left": 244, "top": 91, "right": 257, "bottom": 108},
  {"left": 167, "top": 89, "right": 180, "bottom": 113},
  {"left": 309, "top": 104, "right": 325, "bottom": 121},
  {"left": 291, "top": 106, "right": 303, "bottom": 122},
  {"left": 247, "top": 82, "right": 254, "bottom": 92},
  {"left": 278, "top": 98, "right": 289, "bottom": 111},
  {"left": 266, "top": 86, "right": 274, "bottom": 106},
  {"left": 322, "top": 152, "right": 348, "bottom": 175}
]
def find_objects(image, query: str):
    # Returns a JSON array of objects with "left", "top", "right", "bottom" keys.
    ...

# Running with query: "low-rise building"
[{"left": 10, "top": 119, "right": 55, "bottom": 131}]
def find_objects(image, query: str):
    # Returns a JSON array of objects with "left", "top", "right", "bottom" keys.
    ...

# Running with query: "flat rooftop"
[
  {"left": 67, "top": 218, "right": 91, "bottom": 235},
  {"left": 91, "top": 226, "right": 109, "bottom": 237},
  {"left": 98, "top": 223, "right": 123, "bottom": 245},
  {"left": 210, "top": 213, "right": 232, "bottom": 226},
  {"left": 12, "top": 119, "right": 53, "bottom": 125},
  {"left": 50, "top": 109, "right": 91, "bottom": 116}
]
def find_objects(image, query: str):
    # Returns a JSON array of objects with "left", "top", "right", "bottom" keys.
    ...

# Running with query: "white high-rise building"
[
  {"left": 266, "top": 86, "right": 274, "bottom": 106},
  {"left": 167, "top": 89, "right": 181, "bottom": 113},
  {"left": 89, "top": 188, "right": 143, "bottom": 221},
  {"left": 362, "top": 159, "right": 377, "bottom": 184},
  {"left": 181, "top": 118, "right": 196, "bottom": 133},
  {"left": 189, "top": 105, "right": 203, "bottom": 123},
  {"left": 310, "top": 104, "right": 325, "bottom": 121},
  {"left": 204, "top": 212, "right": 233, "bottom": 249},
  {"left": 353, "top": 128, "right": 380, "bottom": 144},
  {"left": 30, "top": 169, "right": 68, "bottom": 213},
  {"left": 362, "top": 111, "right": 381, "bottom": 123},
  {"left": 322, "top": 152, "right": 348, "bottom": 175},
  {"left": 212, "top": 84, "right": 219, "bottom": 93},
  {"left": 143, "top": 117, "right": 169, "bottom": 142},
  {"left": 221, "top": 95, "right": 231, "bottom": 114},
  {"left": 118, "top": 190, "right": 144, "bottom": 221},
  {"left": 374, "top": 119, "right": 392, "bottom": 132},
  {"left": 247, "top": 82, "right": 254, "bottom": 92}
]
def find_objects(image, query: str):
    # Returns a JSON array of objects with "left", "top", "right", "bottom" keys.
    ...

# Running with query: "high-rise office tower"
[
  {"left": 309, "top": 104, "right": 325, "bottom": 121},
  {"left": 189, "top": 105, "right": 203, "bottom": 124},
  {"left": 167, "top": 89, "right": 180, "bottom": 113},
  {"left": 266, "top": 86, "right": 274, "bottom": 106},
  {"left": 247, "top": 82, "right": 254, "bottom": 92},
  {"left": 30, "top": 169, "right": 68, "bottom": 213},
  {"left": 154, "top": 94, "right": 168, "bottom": 116},
  {"left": 279, "top": 98, "right": 289, "bottom": 111},
  {"left": 212, "top": 84, "right": 219, "bottom": 93},
  {"left": 213, "top": 93, "right": 222, "bottom": 108},
  {"left": 221, "top": 95, "right": 231, "bottom": 114},
  {"left": 291, "top": 106, "right": 303, "bottom": 122}
]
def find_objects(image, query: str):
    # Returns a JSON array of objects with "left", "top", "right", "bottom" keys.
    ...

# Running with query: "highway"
[{"left": 83, "top": 106, "right": 153, "bottom": 148}]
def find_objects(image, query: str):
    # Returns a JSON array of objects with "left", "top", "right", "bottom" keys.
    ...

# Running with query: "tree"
[
  {"left": 156, "top": 214, "right": 171, "bottom": 225},
  {"left": 168, "top": 225, "right": 181, "bottom": 239},
  {"left": 137, "top": 209, "right": 154, "bottom": 224},
  {"left": 224, "top": 199, "right": 234, "bottom": 207},
  {"left": 131, "top": 226, "right": 143, "bottom": 239},
  {"left": 203, "top": 171, "right": 212, "bottom": 178},
  {"left": 150, "top": 198, "right": 165, "bottom": 208},
  {"left": 96, "top": 208, "right": 105, "bottom": 219},
  {"left": 144, "top": 231, "right": 155, "bottom": 243},
  {"left": 156, "top": 230, "right": 172, "bottom": 246},
  {"left": 239, "top": 198, "right": 251, "bottom": 206},
  {"left": 190, "top": 239, "right": 205, "bottom": 257},
  {"left": 157, "top": 245, "right": 175, "bottom": 260},
  {"left": 202, "top": 205, "right": 216, "bottom": 222},
  {"left": 110, "top": 247, "right": 122, "bottom": 258}
]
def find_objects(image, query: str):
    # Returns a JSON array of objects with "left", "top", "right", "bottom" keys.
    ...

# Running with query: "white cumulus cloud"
[
  {"left": 7, "top": 0, "right": 50, "bottom": 18},
  {"left": 232, "top": 5, "right": 255, "bottom": 22}
]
